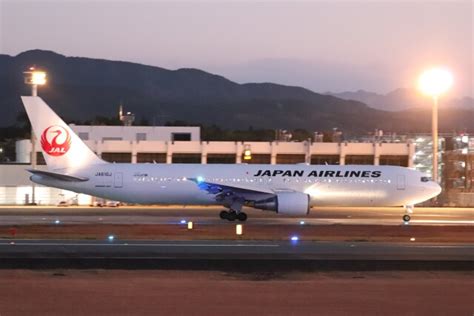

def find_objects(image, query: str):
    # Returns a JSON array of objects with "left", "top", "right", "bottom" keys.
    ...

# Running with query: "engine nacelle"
[{"left": 253, "top": 192, "right": 310, "bottom": 216}]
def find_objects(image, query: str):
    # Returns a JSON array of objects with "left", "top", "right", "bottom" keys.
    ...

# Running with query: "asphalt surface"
[
  {"left": 0, "top": 206, "right": 471, "bottom": 269},
  {"left": 0, "top": 239, "right": 472, "bottom": 261},
  {"left": 0, "top": 206, "right": 472, "bottom": 226}
]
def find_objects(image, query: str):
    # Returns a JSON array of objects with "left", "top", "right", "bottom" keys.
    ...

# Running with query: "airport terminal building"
[
  {"left": 1, "top": 124, "right": 415, "bottom": 205},
  {"left": 1, "top": 124, "right": 472, "bottom": 206}
]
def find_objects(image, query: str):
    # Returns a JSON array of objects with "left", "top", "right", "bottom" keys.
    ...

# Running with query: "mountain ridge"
[
  {"left": 327, "top": 88, "right": 473, "bottom": 112},
  {"left": 0, "top": 50, "right": 472, "bottom": 134}
]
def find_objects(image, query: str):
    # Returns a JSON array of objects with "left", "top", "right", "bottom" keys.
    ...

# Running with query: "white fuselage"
[
  {"left": 31, "top": 164, "right": 441, "bottom": 208},
  {"left": 20, "top": 96, "right": 442, "bottom": 217}
]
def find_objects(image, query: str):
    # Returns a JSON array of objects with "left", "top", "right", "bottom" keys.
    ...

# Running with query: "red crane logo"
[{"left": 40, "top": 125, "right": 71, "bottom": 156}]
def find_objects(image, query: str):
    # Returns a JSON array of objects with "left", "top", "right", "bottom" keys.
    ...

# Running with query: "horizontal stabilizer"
[{"left": 27, "top": 169, "right": 89, "bottom": 182}]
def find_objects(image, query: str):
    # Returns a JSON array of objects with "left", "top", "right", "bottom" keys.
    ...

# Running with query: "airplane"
[{"left": 21, "top": 96, "right": 441, "bottom": 223}]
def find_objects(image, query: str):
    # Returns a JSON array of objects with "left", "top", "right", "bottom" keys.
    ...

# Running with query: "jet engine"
[{"left": 253, "top": 192, "right": 310, "bottom": 215}]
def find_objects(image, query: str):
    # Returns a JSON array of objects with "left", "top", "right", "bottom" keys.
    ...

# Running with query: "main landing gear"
[
  {"left": 220, "top": 210, "right": 247, "bottom": 222},
  {"left": 403, "top": 205, "right": 414, "bottom": 224},
  {"left": 218, "top": 196, "right": 247, "bottom": 221}
]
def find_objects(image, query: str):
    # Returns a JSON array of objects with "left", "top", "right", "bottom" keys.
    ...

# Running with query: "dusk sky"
[{"left": 1, "top": 0, "right": 472, "bottom": 97}]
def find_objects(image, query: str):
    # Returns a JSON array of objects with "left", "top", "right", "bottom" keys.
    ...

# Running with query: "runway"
[
  {"left": 0, "top": 206, "right": 472, "bottom": 226},
  {"left": 0, "top": 239, "right": 472, "bottom": 263}
]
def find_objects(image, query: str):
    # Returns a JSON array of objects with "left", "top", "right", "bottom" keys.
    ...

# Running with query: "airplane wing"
[
  {"left": 188, "top": 178, "right": 275, "bottom": 205},
  {"left": 27, "top": 169, "right": 89, "bottom": 182}
]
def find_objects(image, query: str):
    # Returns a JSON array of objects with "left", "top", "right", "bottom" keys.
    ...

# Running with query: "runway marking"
[
  {"left": 409, "top": 245, "right": 474, "bottom": 249},
  {"left": 0, "top": 242, "right": 279, "bottom": 248},
  {"left": 413, "top": 220, "right": 473, "bottom": 224},
  {"left": 1, "top": 241, "right": 472, "bottom": 250},
  {"left": 2, "top": 218, "right": 472, "bottom": 226}
]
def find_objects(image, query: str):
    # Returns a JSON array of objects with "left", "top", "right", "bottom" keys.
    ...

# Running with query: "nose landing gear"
[{"left": 403, "top": 205, "right": 414, "bottom": 224}]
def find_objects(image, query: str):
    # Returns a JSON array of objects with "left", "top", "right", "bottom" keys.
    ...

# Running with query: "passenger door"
[
  {"left": 397, "top": 175, "right": 406, "bottom": 190},
  {"left": 114, "top": 172, "right": 123, "bottom": 188}
]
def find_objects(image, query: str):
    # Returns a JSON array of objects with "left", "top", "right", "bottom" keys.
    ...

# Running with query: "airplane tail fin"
[{"left": 21, "top": 96, "right": 105, "bottom": 171}]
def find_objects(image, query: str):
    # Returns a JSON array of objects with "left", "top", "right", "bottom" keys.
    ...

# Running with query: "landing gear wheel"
[
  {"left": 219, "top": 210, "right": 228, "bottom": 220},
  {"left": 237, "top": 212, "right": 247, "bottom": 222},
  {"left": 403, "top": 214, "right": 411, "bottom": 222},
  {"left": 227, "top": 211, "right": 237, "bottom": 221}
]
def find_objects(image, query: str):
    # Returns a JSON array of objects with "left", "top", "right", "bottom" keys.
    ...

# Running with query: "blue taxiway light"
[
  {"left": 54, "top": 220, "right": 61, "bottom": 224},
  {"left": 290, "top": 236, "right": 299, "bottom": 242},
  {"left": 180, "top": 220, "right": 187, "bottom": 224},
  {"left": 108, "top": 235, "right": 115, "bottom": 241}
]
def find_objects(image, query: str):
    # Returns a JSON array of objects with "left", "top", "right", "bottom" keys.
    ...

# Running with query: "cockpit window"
[{"left": 420, "top": 177, "right": 431, "bottom": 182}]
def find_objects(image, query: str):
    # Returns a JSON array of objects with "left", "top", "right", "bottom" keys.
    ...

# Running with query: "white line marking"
[
  {"left": 409, "top": 245, "right": 474, "bottom": 249},
  {"left": 0, "top": 242, "right": 279, "bottom": 247},
  {"left": 414, "top": 220, "right": 474, "bottom": 224}
]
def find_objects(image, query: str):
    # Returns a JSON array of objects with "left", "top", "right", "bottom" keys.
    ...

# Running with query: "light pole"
[
  {"left": 431, "top": 95, "right": 439, "bottom": 183},
  {"left": 23, "top": 67, "right": 47, "bottom": 204},
  {"left": 418, "top": 67, "right": 453, "bottom": 183}
]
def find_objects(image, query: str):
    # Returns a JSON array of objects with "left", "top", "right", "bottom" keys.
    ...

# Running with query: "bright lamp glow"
[
  {"left": 418, "top": 67, "right": 453, "bottom": 97},
  {"left": 243, "top": 149, "right": 252, "bottom": 160},
  {"left": 31, "top": 71, "right": 47, "bottom": 85}
]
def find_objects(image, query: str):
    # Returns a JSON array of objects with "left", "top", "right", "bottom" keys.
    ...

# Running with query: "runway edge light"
[{"left": 236, "top": 224, "right": 243, "bottom": 236}]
